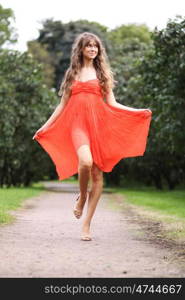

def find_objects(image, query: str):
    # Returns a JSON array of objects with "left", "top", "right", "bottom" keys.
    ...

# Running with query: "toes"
[
  {"left": 73, "top": 209, "right": 82, "bottom": 218},
  {"left": 81, "top": 235, "right": 92, "bottom": 241},
  {"left": 81, "top": 237, "right": 92, "bottom": 241}
]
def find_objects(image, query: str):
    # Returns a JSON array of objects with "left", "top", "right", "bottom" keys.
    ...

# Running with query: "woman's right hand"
[{"left": 32, "top": 126, "right": 47, "bottom": 140}]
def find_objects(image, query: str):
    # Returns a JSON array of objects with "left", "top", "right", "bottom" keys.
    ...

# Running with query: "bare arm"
[
  {"left": 33, "top": 92, "right": 70, "bottom": 139},
  {"left": 105, "top": 89, "right": 150, "bottom": 112},
  {"left": 42, "top": 95, "right": 69, "bottom": 129}
]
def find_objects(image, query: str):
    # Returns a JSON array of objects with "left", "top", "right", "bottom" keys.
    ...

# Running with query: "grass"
[
  {"left": 106, "top": 186, "right": 185, "bottom": 242},
  {"left": 0, "top": 183, "right": 44, "bottom": 225},
  {"left": 108, "top": 187, "right": 185, "bottom": 219}
]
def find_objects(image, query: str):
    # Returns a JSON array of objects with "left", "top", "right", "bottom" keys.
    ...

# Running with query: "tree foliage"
[
  {"left": 108, "top": 23, "right": 152, "bottom": 46},
  {"left": 27, "top": 41, "right": 55, "bottom": 88},
  {"left": 0, "top": 49, "right": 58, "bottom": 186},
  {"left": 121, "top": 16, "right": 185, "bottom": 189},
  {"left": 0, "top": 4, "right": 17, "bottom": 48}
]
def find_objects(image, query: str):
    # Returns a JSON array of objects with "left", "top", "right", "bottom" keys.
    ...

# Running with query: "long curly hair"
[{"left": 58, "top": 32, "right": 117, "bottom": 99}]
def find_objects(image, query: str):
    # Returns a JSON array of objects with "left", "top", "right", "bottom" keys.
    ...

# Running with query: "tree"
[
  {"left": 108, "top": 23, "right": 152, "bottom": 46},
  {"left": 0, "top": 49, "right": 58, "bottom": 186},
  {"left": 124, "top": 16, "right": 185, "bottom": 189},
  {"left": 0, "top": 4, "right": 18, "bottom": 48},
  {"left": 27, "top": 41, "right": 55, "bottom": 88}
]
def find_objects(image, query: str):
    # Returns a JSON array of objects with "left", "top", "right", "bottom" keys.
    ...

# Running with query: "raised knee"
[{"left": 80, "top": 159, "right": 93, "bottom": 169}]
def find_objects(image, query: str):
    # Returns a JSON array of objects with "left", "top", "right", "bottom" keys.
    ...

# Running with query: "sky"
[{"left": 1, "top": 0, "right": 185, "bottom": 52}]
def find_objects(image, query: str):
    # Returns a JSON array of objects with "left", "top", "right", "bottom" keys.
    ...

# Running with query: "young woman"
[{"left": 33, "top": 32, "right": 152, "bottom": 241}]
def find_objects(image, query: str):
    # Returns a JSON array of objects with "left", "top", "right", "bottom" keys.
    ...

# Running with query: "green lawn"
[
  {"left": 109, "top": 187, "right": 185, "bottom": 219},
  {"left": 0, "top": 183, "right": 44, "bottom": 224},
  {"left": 105, "top": 187, "right": 185, "bottom": 241}
]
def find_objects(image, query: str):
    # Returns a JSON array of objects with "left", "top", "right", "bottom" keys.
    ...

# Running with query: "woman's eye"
[{"left": 88, "top": 45, "right": 97, "bottom": 48}]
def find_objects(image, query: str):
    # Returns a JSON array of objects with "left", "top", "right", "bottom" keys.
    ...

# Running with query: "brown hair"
[{"left": 58, "top": 32, "right": 117, "bottom": 99}]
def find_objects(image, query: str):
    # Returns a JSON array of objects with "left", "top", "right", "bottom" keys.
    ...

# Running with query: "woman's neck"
[{"left": 82, "top": 58, "right": 94, "bottom": 68}]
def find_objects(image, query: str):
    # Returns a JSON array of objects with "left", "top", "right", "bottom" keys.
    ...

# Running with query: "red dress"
[{"left": 34, "top": 79, "right": 152, "bottom": 180}]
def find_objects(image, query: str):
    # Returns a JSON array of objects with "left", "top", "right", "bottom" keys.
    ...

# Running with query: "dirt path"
[{"left": 0, "top": 181, "right": 184, "bottom": 278}]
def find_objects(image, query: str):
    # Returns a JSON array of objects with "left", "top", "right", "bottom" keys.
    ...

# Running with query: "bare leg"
[
  {"left": 81, "top": 162, "right": 103, "bottom": 240},
  {"left": 74, "top": 144, "right": 93, "bottom": 218}
]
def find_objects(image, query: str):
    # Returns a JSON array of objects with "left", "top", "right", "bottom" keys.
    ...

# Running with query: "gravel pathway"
[{"left": 0, "top": 181, "right": 184, "bottom": 278}]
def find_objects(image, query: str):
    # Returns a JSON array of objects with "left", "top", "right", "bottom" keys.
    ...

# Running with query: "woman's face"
[{"left": 82, "top": 39, "right": 98, "bottom": 60}]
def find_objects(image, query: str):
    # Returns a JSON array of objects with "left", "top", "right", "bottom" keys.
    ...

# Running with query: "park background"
[{"left": 0, "top": 0, "right": 185, "bottom": 246}]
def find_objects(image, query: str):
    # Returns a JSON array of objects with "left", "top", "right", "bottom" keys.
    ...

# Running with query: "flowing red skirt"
[{"left": 34, "top": 79, "right": 152, "bottom": 180}]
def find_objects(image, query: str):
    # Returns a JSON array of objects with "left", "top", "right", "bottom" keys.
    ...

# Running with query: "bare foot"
[
  {"left": 81, "top": 224, "right": 92, "bottom": 241},
  {"left": 73, "top": 192, "right": 88, "bottom": 219}
]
